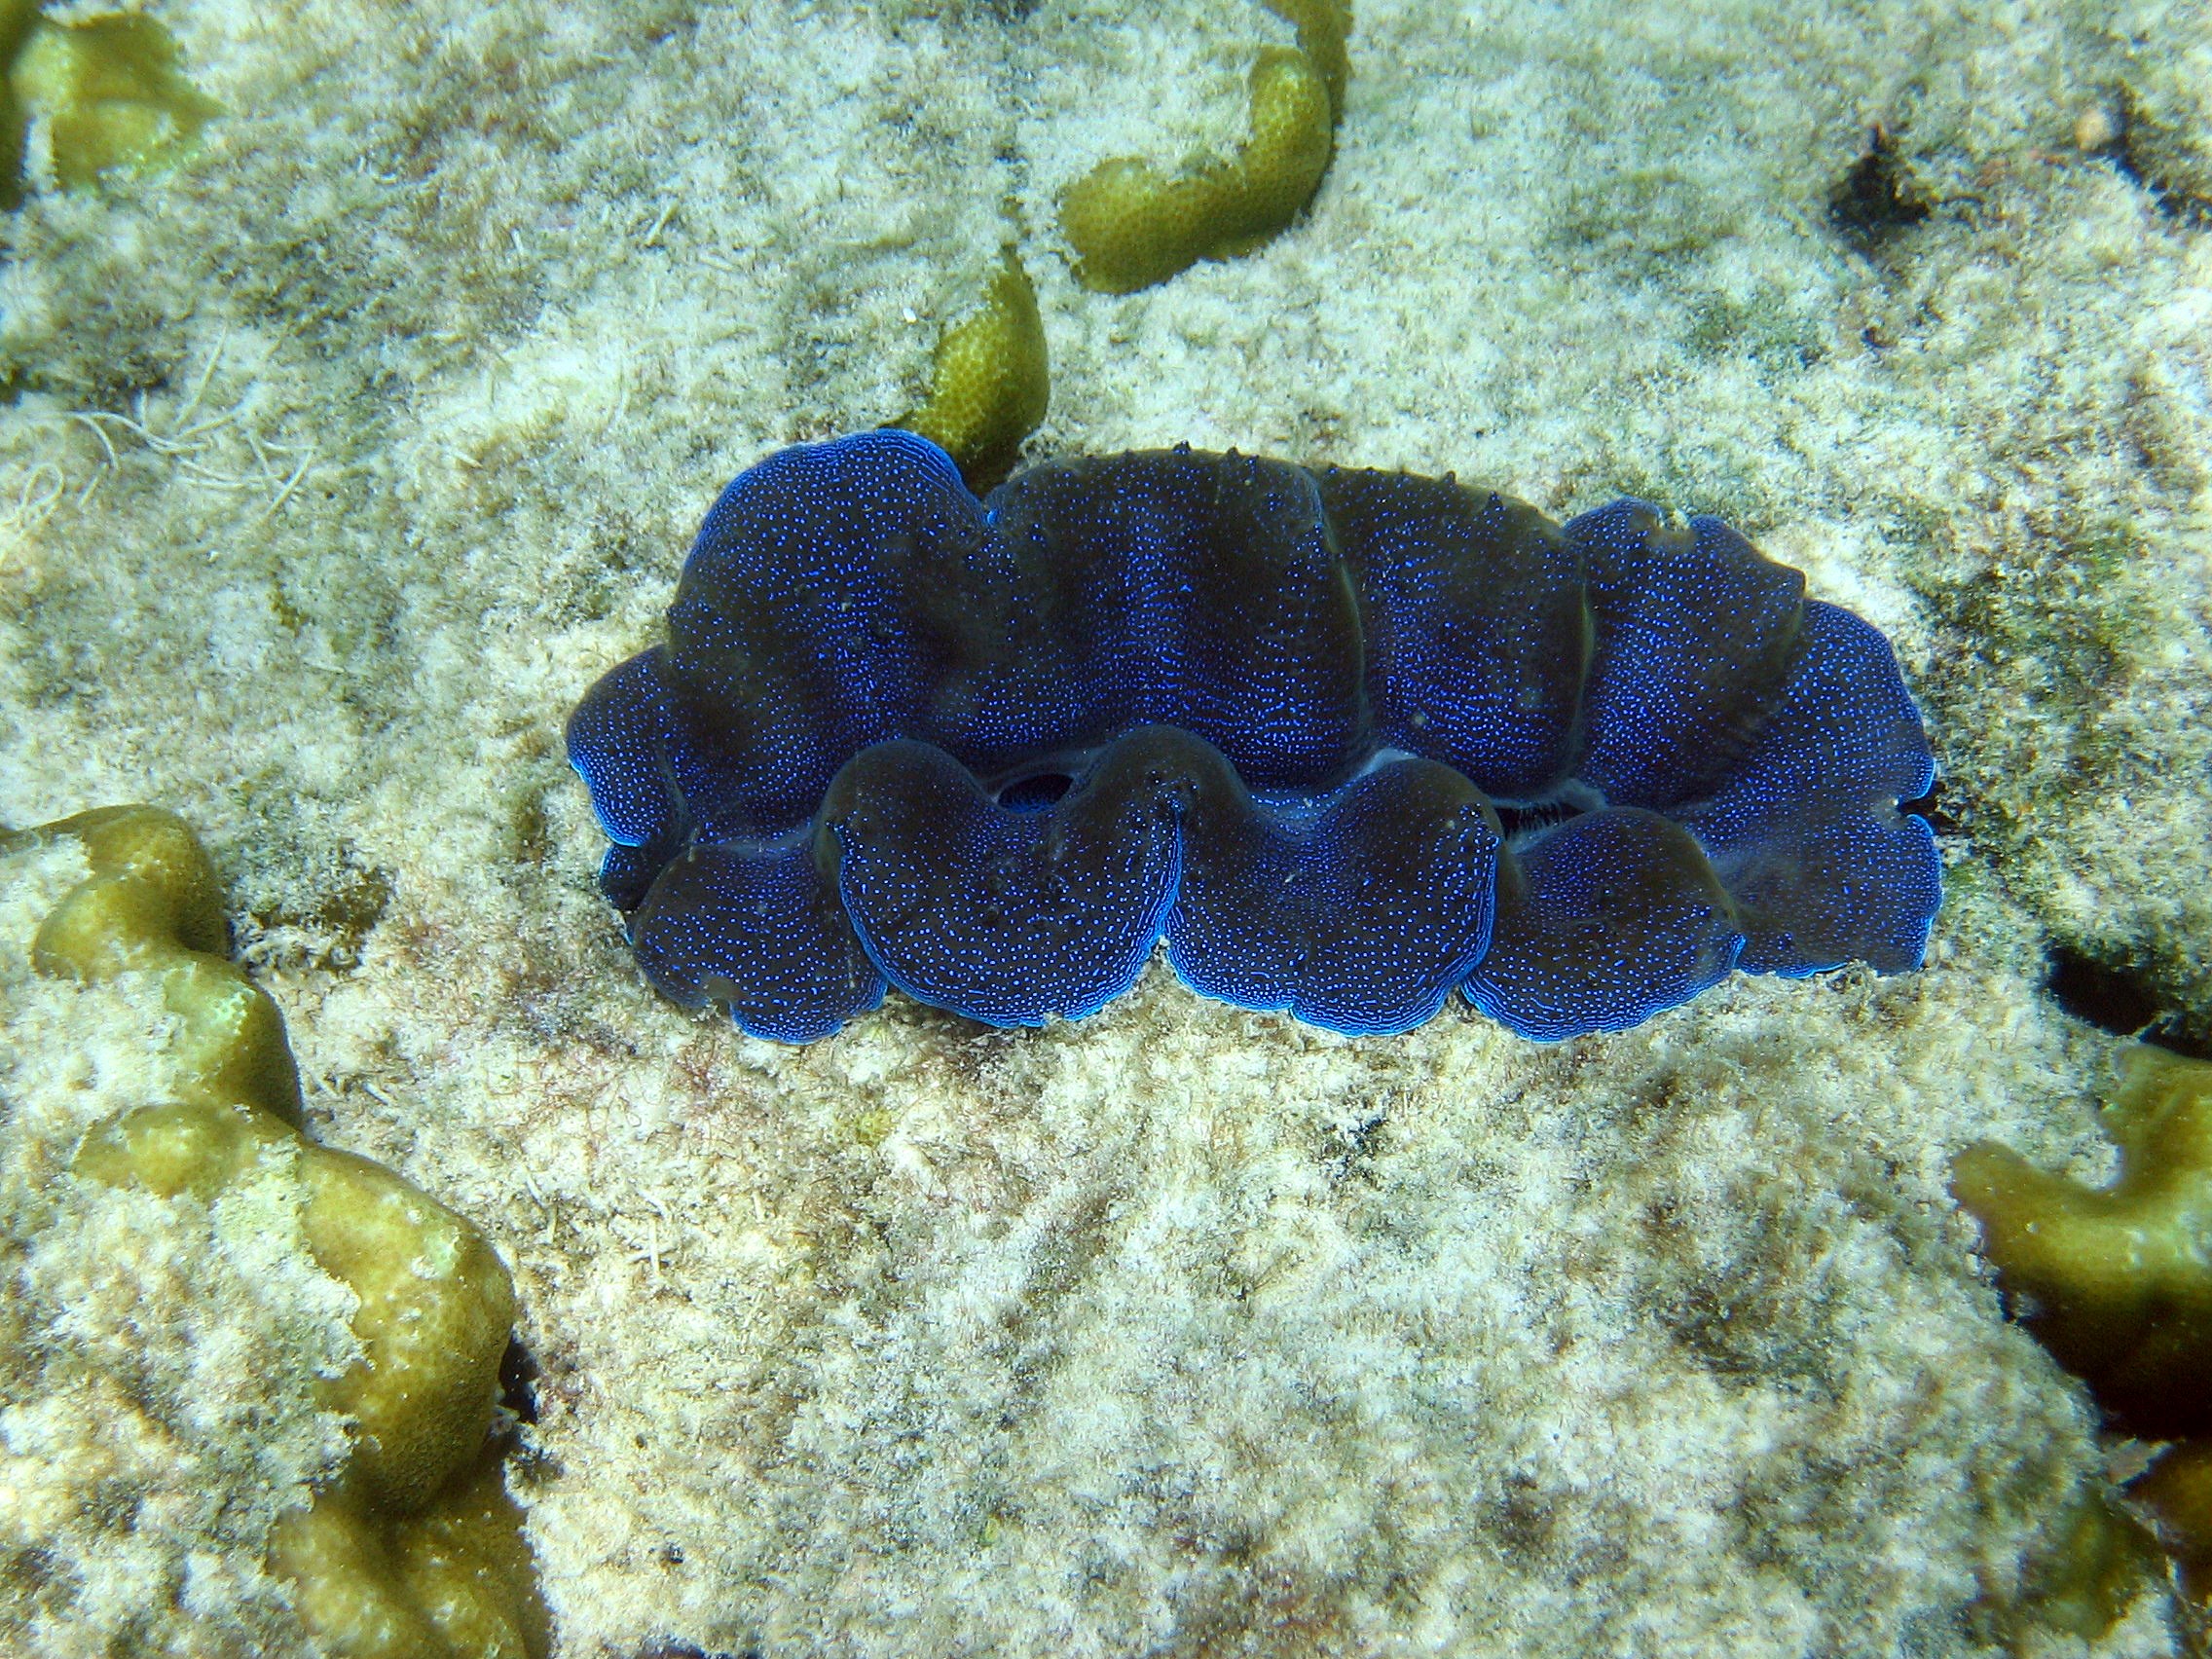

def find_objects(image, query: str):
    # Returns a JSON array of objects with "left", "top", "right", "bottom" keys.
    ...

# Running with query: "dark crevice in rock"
[
  {"left": 1828, "top": 125, "right": 1932, "bottom": 254},
  {"left": 2099, "top": 89, "right": 2212, "bottom": 229},
  {"left": 2046, "top": 942, "right": 2212, "bottom": 1060},
  {"left": 498, "top": 1336, "right": 541, "bottom": 1425}
]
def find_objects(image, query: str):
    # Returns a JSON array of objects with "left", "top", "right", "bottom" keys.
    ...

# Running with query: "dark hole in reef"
[
  {"left": 2099, "top": 90, "right": 2212, "bottom": 228},
  {"left": 1828, "top": 124, "right": 1932, "bottom": 252},
  {"left": 2046, "top": 944, "right": 2212, "bottom": 1061},
  {"left": 996, "top": 771, "right": 1075, "bottom": 811},
  {"left": 498, "top": 1337, "right": 541, "bottom": 1424},
  {"left": 1493, "top": 797, "right": 1589, "bottom": 841},
  {"left": 1898, "top": 777, "right": 1958, "bottom": 835},
  {"left": 634, "top": 1644, "right": 756, "bottom": 1659},
  {"left": 2015, "top": 1302, "right": 2212, "bottom": 1440}
]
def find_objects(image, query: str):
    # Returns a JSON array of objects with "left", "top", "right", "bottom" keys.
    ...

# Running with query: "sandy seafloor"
[{"left": 1, "top": 0, "right": 2210, "bottom": 1654}]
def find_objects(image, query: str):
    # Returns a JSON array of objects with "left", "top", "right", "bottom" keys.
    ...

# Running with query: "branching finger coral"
[{"left": 1059, "top": 0, "right": 1351, "bottom": 293}]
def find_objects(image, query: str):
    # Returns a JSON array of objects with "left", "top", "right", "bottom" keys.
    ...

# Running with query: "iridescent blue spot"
[{"left": 569, "top": 431, "right": 1942, "bottom": 1043}]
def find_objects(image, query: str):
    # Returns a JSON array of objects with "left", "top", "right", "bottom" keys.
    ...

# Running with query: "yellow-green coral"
[
  {"left": 29, "top": 805, "right": 301, "bottom": 1124},
  {"left": 1986, "top": 1488, "right": 2160, "bottom": 1646},
  {"left": 0, "top": 0, "right": 220, "bottom": 209},
  {"left": 1952, "top": 1045, "right": 2212, "bottom": 1437},
  {"left": 14, "top": 805, "right": 544, "bottom": 1659},
  {"left": 2130, "top": 1442, "right": 2212, "bottom": 1630},
  {"left": 75, "top": 1098, "right": 519, "bottom": 1519},
  {"left": 893, "top": 247, "right": 1050, "bottom": 490},
  {"left": 272, "top": 1449, "right": 551, "bottom": 1659},
  {"left": 1059, "top": 0, "right": 1351, "bottom": 294},
  {"left": 1953, "top": 1046, "right": 2212, "bottom": 1637}
]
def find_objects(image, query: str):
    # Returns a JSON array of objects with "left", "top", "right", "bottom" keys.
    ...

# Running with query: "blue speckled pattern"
[{"left": 569, "top": 430, "right": 1942, "bottom": 1043}]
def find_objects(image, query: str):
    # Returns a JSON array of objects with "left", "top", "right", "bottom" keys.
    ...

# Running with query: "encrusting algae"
[
  {"left": 1954, "top": 1043, "right": 2212, "bottom": 1641},
  {"left": 1059, "top": 0, "right": 1350, "bottom": 293},
  {"left": 0, "top": 807, "right": 547, "bottom": 1659}
]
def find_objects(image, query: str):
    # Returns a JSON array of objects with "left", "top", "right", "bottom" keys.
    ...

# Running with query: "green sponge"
[{"left": 1060, "top": 0, "right": 1351, "bottom": 294}]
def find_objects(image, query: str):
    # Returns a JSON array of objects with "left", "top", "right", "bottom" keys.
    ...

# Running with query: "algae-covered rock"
[
  {"left": 2099, "top": 0, "right": 2212, "bottom": 224},
  {"left": 0, "top": 808, "right": 543, "bottom": 1659}
]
